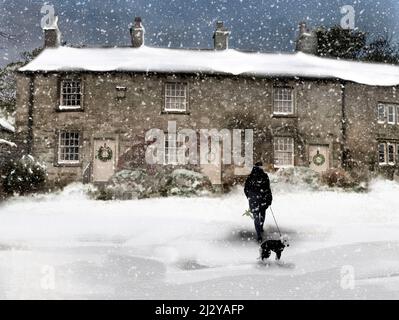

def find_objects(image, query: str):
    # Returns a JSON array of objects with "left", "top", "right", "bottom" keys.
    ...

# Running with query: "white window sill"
[
  {"left": 379, "top": 163, "right": 396, "bottom": 166},
  {"left": 272, "top": 113, "right": 295, "bottom": 116},
  {"left": 58, "top": 161, "right": 80, "bottom": 165},
  {"left": 274, "top": 164, "right": 294, "bottom": 168},
  {"left": 164, "top": 109, "right": 187, "bottom": 113},
  {"left": 58, "top": 106, "right": 82, "bottom": 110}
]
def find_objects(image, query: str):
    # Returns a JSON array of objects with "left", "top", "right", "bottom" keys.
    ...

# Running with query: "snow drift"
[{"left": 1, "top": 179, "right": 399, "bottom": 299}]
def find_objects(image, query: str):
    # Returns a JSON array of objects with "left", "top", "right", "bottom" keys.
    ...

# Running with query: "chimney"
[
  {"left": 213, "top": 21, "right": 230, "bottom": 50},
  {"left": 296, "top": 21, "right": 317, "bottom": 54},
  {"left": 43, "top": 15, "right": 61, "bottom": 48},
  {"left": 130, "top": 17, "right": 145, "bottom": 48}
]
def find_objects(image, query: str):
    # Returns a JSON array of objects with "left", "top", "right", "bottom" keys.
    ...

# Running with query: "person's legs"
[
  {"left": 253, "top": 212, "right": 263, "bottom": 242},
  {"left": 249, "top": 197, "right": 263, "bottom": 242},
  {"left": 259, "top": 204, "right": 267, "bottom": 233}
]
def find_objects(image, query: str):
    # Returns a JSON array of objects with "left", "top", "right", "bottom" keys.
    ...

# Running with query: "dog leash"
[{"left": 269, "top": 206, "right": 282, "bottom": 237}]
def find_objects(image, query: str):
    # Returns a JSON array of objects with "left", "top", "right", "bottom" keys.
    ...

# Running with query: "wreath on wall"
[
  {"left": 312, "top": 151, "right": 326, "bottom": 166},
  {"left": 96, "top": 144, "right": 113, "bottom": 162}
]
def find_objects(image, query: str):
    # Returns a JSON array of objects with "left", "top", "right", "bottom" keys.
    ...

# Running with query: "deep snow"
[{"left": 1, "top": 179, "right": 399, "bottom": 299}]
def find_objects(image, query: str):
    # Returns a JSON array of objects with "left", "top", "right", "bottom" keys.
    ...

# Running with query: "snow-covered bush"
[
  {"left": 2, "top": 155, "right": 47, "bottom": 195},
  {"left": 164, "top": 169, "right": 214, "bottom": 197},
  {"left": 321, "top": 168, "right": 354, "bottom": 188},
  {"left": 269, "top": 166, "right": 368, "bottom": 192},
  {"left": 270, "top": 166, "right": 321, "bottom": 190},
  {"left": 92, "top": 168, "right": 214, "bottom": 200}
]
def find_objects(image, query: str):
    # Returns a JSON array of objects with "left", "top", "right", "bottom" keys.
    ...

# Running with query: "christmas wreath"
[
  {"left": 313, "top": 152, "right": 326, "bottom": 166},
  {"left": 97, "top": 144, "right": 113, "bottom": 162}
]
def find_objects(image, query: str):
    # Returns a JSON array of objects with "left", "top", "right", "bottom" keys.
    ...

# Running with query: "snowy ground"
[{"left": 1, "top": 179, "right": 399, "bottom": 300}]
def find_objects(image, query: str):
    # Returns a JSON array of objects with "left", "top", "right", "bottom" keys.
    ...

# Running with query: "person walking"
[{"left": 244, "top": 162, "right": 273, "bottom": 243}]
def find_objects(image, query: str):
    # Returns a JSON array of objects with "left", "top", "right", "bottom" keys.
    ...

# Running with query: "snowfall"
[{"left": 1, "top": 179, "right": 399, "bottom": 300}]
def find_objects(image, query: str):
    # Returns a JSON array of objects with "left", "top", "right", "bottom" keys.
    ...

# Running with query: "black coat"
[{"left": 244, "top": 166, "right": 273, "bottom": 208}]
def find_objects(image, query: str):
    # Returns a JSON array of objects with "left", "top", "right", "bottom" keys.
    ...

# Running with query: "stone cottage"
[{"left": 15, "top": 17, "right": 399, "bottom": 186}]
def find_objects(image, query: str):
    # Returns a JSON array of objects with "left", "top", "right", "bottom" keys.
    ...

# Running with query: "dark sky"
[{"left": 0, "top": 0, "right": 398, "bottom": 66}]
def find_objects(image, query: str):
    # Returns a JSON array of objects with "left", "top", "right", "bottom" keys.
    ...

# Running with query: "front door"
[
  {"left": 200, "top": 142, "right": 222, "bottom": 185},
  {"left": 93, "top": 139, "right": 117, "bottom": 182},
  {"left": 309, "top": 145, "right": 330, "bottom": 173}
]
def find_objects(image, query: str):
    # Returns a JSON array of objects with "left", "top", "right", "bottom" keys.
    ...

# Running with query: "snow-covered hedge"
[
  {"left": 92, "top": 168, "right": 214, "bottom": 200},
  {"left": 1, "top": 155, "right": 47, "bottom": 196},
  {"left": 270, "top": 166, "right": 368, "bottom": 192}
]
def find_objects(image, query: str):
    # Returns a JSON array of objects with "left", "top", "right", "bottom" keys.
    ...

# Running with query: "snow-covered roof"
[
  {"left": 0, "top": 118, "right": 15, "bottom": 133},
  {"left": 19, "top": 46, "right": 399, "bottom": 86}
]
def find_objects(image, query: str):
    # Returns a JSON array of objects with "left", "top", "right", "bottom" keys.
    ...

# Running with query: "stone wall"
[
  {"left": 345, "top": 83, "right": 399, "bottom": 178},
  {"left": 16, "top": 71, "right": 398, "bottom": 185}
]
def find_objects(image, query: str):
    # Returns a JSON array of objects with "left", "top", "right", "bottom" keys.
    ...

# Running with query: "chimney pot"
[
  {"left": 299, "top": 21, "right": 308, "bottom": 35},
  {"left": 216, "top": 21, "right": 224, "bottom": 29},
  {"left": 213, "top": 21, "right": 230, "bottom": 50},
  {"left": 135, "top": 17, "right": 142, "bottom": 27},
  {"left": 296, "top": 21, "right": 317, "bottom": 55}
]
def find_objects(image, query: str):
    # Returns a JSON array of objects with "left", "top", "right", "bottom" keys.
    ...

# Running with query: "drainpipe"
[
  {"left": 340, "top": 80, "right": 348, "bottom": 168},
  {"left": 27, "top": 74, "right": 35, "bottom": 155}
]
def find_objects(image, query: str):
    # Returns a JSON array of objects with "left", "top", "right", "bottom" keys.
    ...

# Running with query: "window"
[
  {"left": 377, "top": 104, "right": 386, "bottom": 123},
  {"left": 378, "top": 143, "right": 386, "bottom": 165},
  {"left": 274, "top": 137, "right": 294, "bottom": 167},
  {"left": 377, "top": 103, "right": 399, "bottom": 124},
  {"left": 388, "top": 143, "right": 395, "bottom": 164},
  {"left": 58, "top": 131, "right": 80, "bottom": 164},
  {"left": 164, "top": 82, "right": 187, "bottom": 112},
  {"left": 164, "top": 134, "right": 179, "bottom": 165},
  {"left": 387, "top": 105, "right": 396, "bottom": 124},
  {"left": 60, "top": 79, "right": 82, "bottom": 109},
  {"left": 273, "top": 87, "right": 294, "bottom": 115}
]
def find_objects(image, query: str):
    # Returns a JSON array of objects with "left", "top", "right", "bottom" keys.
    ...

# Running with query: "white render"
[{"left": 19, "top": 46, "right": 399, "bottom": 87}]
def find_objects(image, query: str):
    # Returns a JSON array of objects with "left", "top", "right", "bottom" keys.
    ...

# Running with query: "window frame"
[
  {"left": 58, "top": 78, "right": 83, "bottom": 111},
  {"left": 377, "top": 104, "right": 386, "bottom": 124},
  {"left": 387, "top": 143, "right": 395, "bottom": 165},
  {"left": 377, "top": 102, "right": 399, "bottom": 125},
  {"left": 273, "top": 87, "right": 295, "bottom": 116},
  {"left": 163, "top": 133, "right": 183, "bottom": 165},
  {"left": 56, "top": 130, "right": 82, "bottom": 166},
  {"left": 387, "top": 105, "right": 396, "bottom": 124},
  {"left": 378, "top": 142, "right": 387, "bottom": 165},
  {"left": 273, "top": 137, "right": 294, "bottom": 168},
  {"left": 163, "top": 82, "right": 189, "bottom": 113}
]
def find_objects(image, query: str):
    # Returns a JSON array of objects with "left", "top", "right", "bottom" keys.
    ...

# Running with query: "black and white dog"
[{"left": 259, "top": 236, "right": 289, "bottom": 261}]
